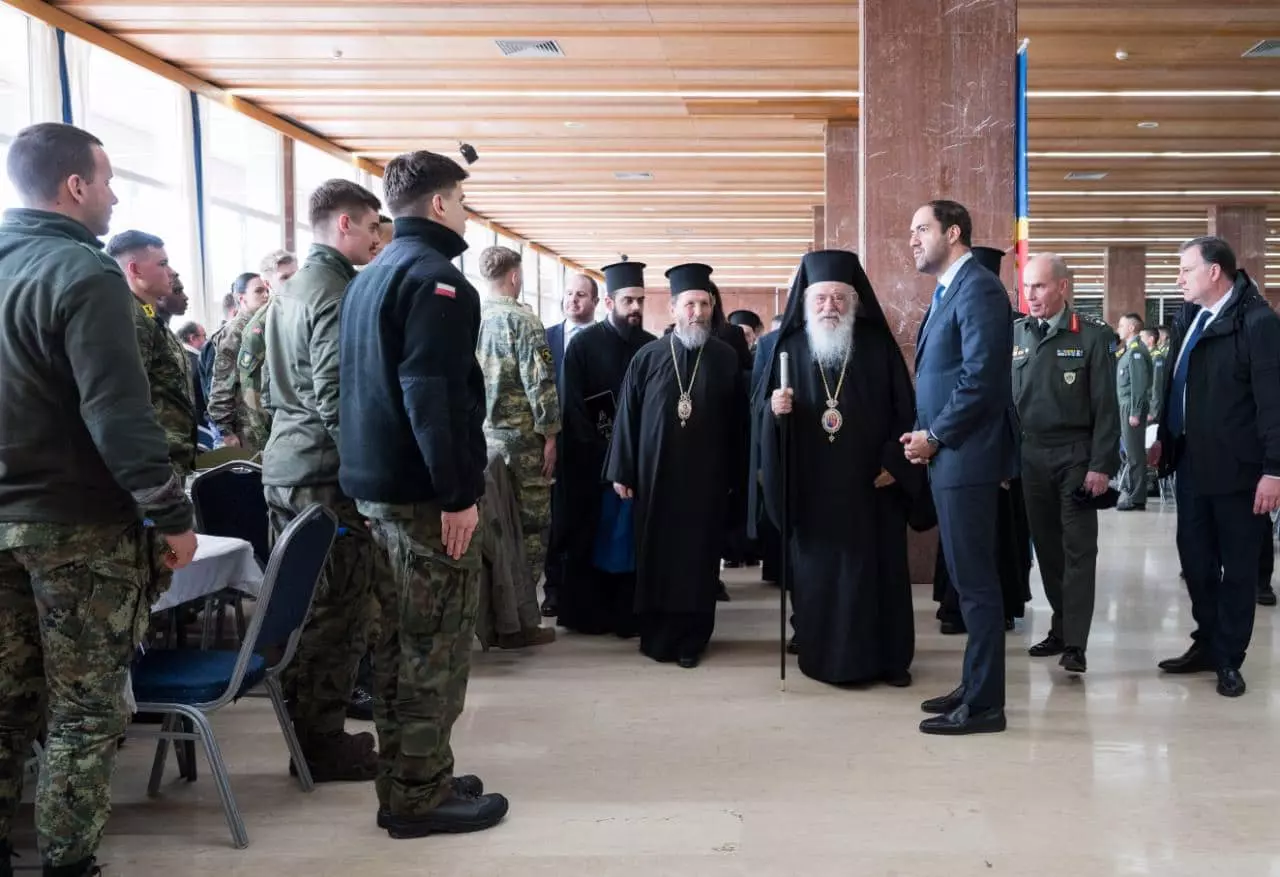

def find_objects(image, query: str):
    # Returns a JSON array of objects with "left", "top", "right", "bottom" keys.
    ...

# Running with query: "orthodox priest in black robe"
[
  {"left": 931, "top": 246, "right": 1033, "bottom": 633},
  {"left": 757, "top": 249, "right": 932, "bottom": 686},
  {"left": 554, "top": 261, "right": 655, "bottom": 636},
  {"left": 605, "top": 263, "right": 748, "bottom": 668}
]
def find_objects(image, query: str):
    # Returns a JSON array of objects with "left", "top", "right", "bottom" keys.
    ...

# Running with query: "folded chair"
[{"left": 128, "top": 503, "right": 337, "bottom": 849}]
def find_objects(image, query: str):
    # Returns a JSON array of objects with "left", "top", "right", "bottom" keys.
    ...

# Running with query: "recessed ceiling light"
[
  {"left": 1064, "top": 171, "right": 1109, "bottom": 181},
  {"left": 1137, "top": 121, "right": 1160, "bottom": 129},
  {"left": 1115, "top": 49, "right": 1129, "bottom": 61},
  {"left": 331, "top": 49, "right": 344, "bottom": 60},
  {"left": 613, "top": 172, "right": 654, "bottom": 181},
  {"left": 564, "top": 121, "right": 584, "bottom": 129}
]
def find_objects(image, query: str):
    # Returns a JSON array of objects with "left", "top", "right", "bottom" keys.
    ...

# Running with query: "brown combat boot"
[
  {"left": 496, "top": 626, "right": 556, "bottom": 649},
  {"left": 291, "top": 727, "right": 377, "bottom": 782}
]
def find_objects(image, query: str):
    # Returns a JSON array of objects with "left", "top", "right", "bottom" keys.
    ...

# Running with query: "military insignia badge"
[
  {"left": 1064, "top": 371, "right": 1077, "bottom": 385},
  {"left": 141, "top": 303, "right": 156, "bottom": 318},
  {"left": 539, "top": 346, "right": 553, "bottom": 365}
]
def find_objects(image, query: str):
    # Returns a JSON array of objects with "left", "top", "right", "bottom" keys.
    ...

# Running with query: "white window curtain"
[
  {"left": 25, "top": 16, "right": 62, "bottom": 125},
  {"left": 1, "top": 7, "right": 61, "bottom": 213}
]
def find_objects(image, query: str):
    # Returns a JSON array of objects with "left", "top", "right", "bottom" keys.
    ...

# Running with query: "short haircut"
[
  {"left": 259, "top": 249, "right": 296, "bottom": 277},
  {"left": 382, "top": 150, "right": 469, "bottom": 217},
  {"left": 221, "top": 292, "right": 238, "bottom": 316},
  {"left": 928, "top": 200, "right": 973, "bottom": 248},
  {"left": 568, "top": 273, "right": 599, "bottom": 298},
  {"left": 727, "top": 309, "right": 764, "bottom": 331},
  {"left": 479, "top": 246, "right": 522, "bottom": 282},
  {"left": 105, "top": 230, "right": 164, "bottom": 260},
  {"left": 1030, "top": 252, "right": 1071, "bottom": 282},
  {"left": 6, "top": 123, "right": 103, "bottom": 203},
  {"left": 231, "top": 272, "right": 260, "bottom": 297},
  {"left": 176, "top": 322, "right": 204, "bottom": 343},
  {"left": 379, "top": 214, "right": 393, "bottom": 224},
  {"left": 1122, "top": 312, "right": 1144, "bottom": 330},
  {"left": 1158, "top": 324, "right": 1170, "bottom": 334},
  {"left": 1181, "top": 235, "right": 1238, "bottom": 278},
  {"left": 308, "top": 178, "right": 381, "bottom": 230}
]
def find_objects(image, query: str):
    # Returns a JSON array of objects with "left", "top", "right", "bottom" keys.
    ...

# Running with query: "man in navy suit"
[
  {"left": 900, "top": 200, "right": 1017, "bottom": 736},
  {"left": 542, "top": 273, "right": 600, "bottom": 616}
]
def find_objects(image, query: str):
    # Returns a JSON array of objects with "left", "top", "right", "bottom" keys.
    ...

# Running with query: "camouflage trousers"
[
  {"left": 0, "top": 521, "right": 164, "bottom": 866},
  {"left": 240, "top": 405, "right": 271, "bottom": 457},
  {"left": 266, "top": 483, "right": 382, "bottom": 736},
  {"left": 490, "top": 437, "right": 551, "bottom": 589},
  {"left": 358, "top": 501, "right": 481, "bottom": 815}
]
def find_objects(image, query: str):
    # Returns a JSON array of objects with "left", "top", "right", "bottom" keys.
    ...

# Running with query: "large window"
[
  {"left": 462, "top": 219, "right": 495, "bottom": 290},
  {"left": 539, "top": 252, "right": 563, "bottom": 326},
  {"left": 70, "top": 41, "right": 197, "bottom": 288},
  {"left": 0, "top": 6, "right": 34, "bottom": 214},
  {"left": 294, "top": 142, "right": 359, "bottom": 254},
  {"left": 200, "top": 97, "right": 284, "bottom": 302}
]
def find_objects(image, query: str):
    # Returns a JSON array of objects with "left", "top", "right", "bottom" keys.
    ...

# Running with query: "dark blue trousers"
[{"left": 933, "top": 482, "right": 1006, "bottom": 710}]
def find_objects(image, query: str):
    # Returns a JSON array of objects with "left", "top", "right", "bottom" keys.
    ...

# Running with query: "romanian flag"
[{"left": 1015, "top": 39, "right": 1030, "bottom": 314}]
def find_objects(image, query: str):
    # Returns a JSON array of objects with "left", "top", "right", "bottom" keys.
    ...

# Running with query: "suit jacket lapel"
[{"left": 917, "top": 259, "right": 974, "bottom": 362}]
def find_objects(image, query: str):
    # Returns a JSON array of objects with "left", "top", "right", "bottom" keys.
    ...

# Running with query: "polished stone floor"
[{"left": 15, "top": 501, "right": 1280, "bottom": 875}]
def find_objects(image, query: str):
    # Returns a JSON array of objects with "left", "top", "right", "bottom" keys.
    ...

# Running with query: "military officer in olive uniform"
[
  {"left": 1115, "top": 312, "right": 1153, "bottom": 510},
  {"left": 1141, "top": 326, "right": 1167, "bottom": 425},
  {"left": 1013, "top": 255, "right": 1121, "bottom": 674}
]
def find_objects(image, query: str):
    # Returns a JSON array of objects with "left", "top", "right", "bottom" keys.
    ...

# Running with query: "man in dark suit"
[
  {"left": 1152, "top": 237, "right": 1280, "bottom": 698},
  {"left": 542, "top": 273, "right": 599, "bottom": 616},
  {"left": 901, "top": 200, "right": 1017, "bottom": 736}
]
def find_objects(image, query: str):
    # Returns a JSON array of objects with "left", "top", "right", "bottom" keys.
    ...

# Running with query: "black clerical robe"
[
  {"left": 555, "top": 319, "right": 655, "bottom": 635},
  {"left": 605, "top": 334, "right": 747, "bottom": 662},
  {"left": 760, "top": 324, "right": 928, "bottom": 684}
]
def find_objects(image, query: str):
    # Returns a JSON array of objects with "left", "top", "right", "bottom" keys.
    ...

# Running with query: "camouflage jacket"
[
  {"left": 476, "top": 295, "right": 561, "bottom": 443},
  {"left": 206, "top": 308, "right": 255, "bottom": 441},
  {"left": 133, "top": 297, "right": 198, "bottom": 475},
  {"left": 235, "top": 300, "right": 273, "bottom": 452}
]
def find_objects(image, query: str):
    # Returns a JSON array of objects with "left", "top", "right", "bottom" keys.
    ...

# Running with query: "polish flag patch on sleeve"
[{"left": 434, "top": 283, "right": 457, "bottom": 299}]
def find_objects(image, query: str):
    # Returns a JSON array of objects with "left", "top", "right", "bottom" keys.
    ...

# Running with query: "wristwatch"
[{"left": 926, "top": 431, "right": 941, "bottom": 451}]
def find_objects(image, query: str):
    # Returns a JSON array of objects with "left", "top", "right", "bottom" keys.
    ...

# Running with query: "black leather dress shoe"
[
  {"left": 1060, "top": 647, "right": 1087, "bottom": 674},
  {"left": 540, "top": 592, "right": 558, "bottom": 617},
  {"left": 919, "top": 704, "right": 1006, "bottom": 736},
  {"left": 383, "top": 793, "right": 509, "bottom": 838},
  {"left": 883, "top": 670, "right": 912, "bottom": 688},
  {"left": 920, "top": 685, "right": 965, "bottom": 715},
  {"left": 377, "top": 776, "right": 486, "bottom": 828},
  {"left": 677, "top": 654, "right": 701, "bottom": 669},
  {"left": 1258, "top": 588, "right": 1277, "bottom": 607},
  {"left": 786, "top": 637, "right": 800, "bottom": 655},
  {"left": 1028, "top": 633, "right": 1065, "bottom": 657},
  {"left": 1158, "top": 644, "right": 1213, "bottom": 674},
  {"left": 347, "top": 686, "right": 374, "bottom": 721},
  {"left": 1216, "top": 668, "right": 1246, "bottom": 698},
  {"left": 939, "top": 619, "right": 966, "bottom": 635}
]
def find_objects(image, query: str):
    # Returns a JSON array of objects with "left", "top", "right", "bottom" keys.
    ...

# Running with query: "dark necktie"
[{"left": 1167, "top": 310, "right": 1211, "bottom": 437}]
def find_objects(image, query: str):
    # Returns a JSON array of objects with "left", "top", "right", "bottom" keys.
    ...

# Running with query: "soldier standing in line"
[
  {"left": 106, "top": 230, "right": 199, "bottom": 477},
  {"left": 475, "top": 245, "right": 559, "bottom": 648},
  {"left": 207, "top": 271, "right": 271, "bottom": 452},
  {"left": 0, "top": 122, "right": 198, "bottom": 877},
  {"left": 234, "top": 293, "right": 275, "bottom": 453},
  {"left": 1014, "top": 255, "right": 1121, "bottom": 675},
  {"left": 1142, "top": 326, "right": 1167, "bottom": 426},
  {"left": 1115, "top": 312, "right": 1153, "bottom": 511}
]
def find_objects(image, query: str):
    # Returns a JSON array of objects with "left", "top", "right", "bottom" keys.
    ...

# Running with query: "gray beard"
[
  {"left": 807, "top": 318, "right": 853, "bottom": 370},
  {"left": 674, "top": 322, "right": 710, "bottom": 350}
]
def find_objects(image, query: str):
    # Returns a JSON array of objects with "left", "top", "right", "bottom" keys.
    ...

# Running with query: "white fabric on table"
[{"left": 150, "top": 534, "right": 263, "bottom": 613}]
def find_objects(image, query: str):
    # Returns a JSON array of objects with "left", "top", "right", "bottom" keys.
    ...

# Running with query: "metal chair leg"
[
  {"left": 181, "top": 706, "right": 249, "bottom": 849},
  {"left": 147, "top": 713, "right": 175, "bottom": 796},
  {"left": 201, "top": 597, "right": 215, "bottom": 650},
  {"left": 265, "top": 676, "right": 313, "bottom": 792},
  {"left": 233, "top": 597, "right": 247, "bottom": 643}
]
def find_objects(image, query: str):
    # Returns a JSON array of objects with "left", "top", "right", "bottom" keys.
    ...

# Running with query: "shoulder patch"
[
  {"left": 539, "top": 346, "right": 554, "bottom": 366},
  {"left": 434, "top": 282, "right": 457, "bottom": 299}
]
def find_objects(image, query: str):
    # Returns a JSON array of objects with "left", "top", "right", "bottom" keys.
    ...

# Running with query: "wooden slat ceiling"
[{"left": 46, "top": 0, "right": 1280, "bottom": 290}]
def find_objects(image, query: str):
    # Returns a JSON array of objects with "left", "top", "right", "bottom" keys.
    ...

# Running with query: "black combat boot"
[{"left": 43, "top": 858, "right": 101, "bottom": 876}]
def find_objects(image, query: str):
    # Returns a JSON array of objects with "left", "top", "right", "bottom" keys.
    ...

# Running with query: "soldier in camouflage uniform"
[
  {"left": 0, "top": 123, "right": 198, "bottom": 877},
  {"left": 1115, "top": 312, "right": 1153, "bottom": 510},
  {"left": 106, "top": 230, "right": 199, "bottom": 477},
  {"left": 207, "top": 272, "right": 272, "bottom": 453},
  {"left": 475, "top": 247, "right": 560, "bottom": 648},
  {"left": 236, "top": 299, "right": 275, "bottom": 452}
]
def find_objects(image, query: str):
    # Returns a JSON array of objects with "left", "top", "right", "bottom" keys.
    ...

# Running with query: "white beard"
[
  {"left": 674, "top": 321, "right": 710, "bottom": 350},
  {"left": 807, "top": 316, "right": 853, "bottom": 369}
]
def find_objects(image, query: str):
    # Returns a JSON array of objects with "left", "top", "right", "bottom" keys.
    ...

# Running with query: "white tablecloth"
[{"left": 151, "top": 535, "right": 263, "bottom": 614}]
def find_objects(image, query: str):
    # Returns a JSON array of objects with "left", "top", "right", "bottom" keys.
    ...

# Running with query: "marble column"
[
  {"left": 860, "top": 0, "right": 1017, "bottom": 584},
  {"left": 812, "top": 205, "right": 826, "bottom": 251},
  {"left": 1208, "top": 205, "right": 1270, "bottom": 305},
  {"left": 1103, "top": 246, "right": 1146, "bottom": 329},
  {"left": 824, "top": 121, "right": 858, "bottom": 251}
]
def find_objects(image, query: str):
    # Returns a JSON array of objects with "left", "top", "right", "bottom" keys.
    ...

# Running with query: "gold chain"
[
  {"left": 669, "top": 335, "right": 705, "bottom": 397},
  {"left": 817, "top": 348, "right": 850, "bottom": 408}
]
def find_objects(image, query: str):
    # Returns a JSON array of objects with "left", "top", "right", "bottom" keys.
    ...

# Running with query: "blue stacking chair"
[{"left": 128, "top": 503, "right": 337, "bottom": 849}]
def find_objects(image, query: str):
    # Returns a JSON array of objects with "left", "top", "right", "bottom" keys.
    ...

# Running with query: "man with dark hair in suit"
[{"left": 902, "top": 200, "right": 1018, "bottom": 736}]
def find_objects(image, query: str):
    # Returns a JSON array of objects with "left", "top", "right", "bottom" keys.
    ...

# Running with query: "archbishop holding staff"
[
  {"left": 759, "top": 249, "right": 930, "bottom": 687},
  {"left": 605, "top": 262, "right": 748, "bottom": 669}
]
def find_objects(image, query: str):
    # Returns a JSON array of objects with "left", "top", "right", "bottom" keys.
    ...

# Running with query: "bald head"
[{"left": 1024, "top": 253, "right": 1072, "bottom": 320}]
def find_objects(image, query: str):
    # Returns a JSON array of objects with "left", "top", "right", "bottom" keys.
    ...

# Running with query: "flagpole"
[
  {"left": 1015, "top": 38, "right": 1030, "bottom": 314},
  {"left": 778, "top": 351, "right": 791, "bottom": 692}
]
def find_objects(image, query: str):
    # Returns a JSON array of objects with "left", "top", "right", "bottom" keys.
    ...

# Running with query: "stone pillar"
[
  {"left": 812, "top": 205, "right": 826, "bottom": 251},
  {"left": 1208, "top": 205, "right": 1270, "bottom": 306},
  {"left": 860, "top": 0, "right": 1017, "bottom": 584},
  {"left": 824, "top": 121, "right": 858, "bottom": 251},
  {"left": 1103, "top": 246, "right": 1146, "bottom": 328}
]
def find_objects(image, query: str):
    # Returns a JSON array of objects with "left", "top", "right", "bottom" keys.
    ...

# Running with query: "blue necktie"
[
  {"left": 926, "top": 284, "right": 944, "bottom": 325},
  {"left": 1167, "top": 310, "right": 1210, "bottom": 437}
]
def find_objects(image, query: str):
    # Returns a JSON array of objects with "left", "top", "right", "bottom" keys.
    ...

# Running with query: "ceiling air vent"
[
  {"left": 1243, "top": 39, "right": 1280, "bottom": 58},
  {"left": 1064, "top": 171, "right": 1109, "bottom": 181},
  {"left": 614, "top": 171, "right": 654, "bottom": 181},
  {"left": 494, "top": 39, "right": 565, "bottom": 58}
]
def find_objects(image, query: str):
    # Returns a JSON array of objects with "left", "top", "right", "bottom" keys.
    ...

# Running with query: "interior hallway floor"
[{"left": 14, "top": 501, "right": 1280, "bottom": 876}]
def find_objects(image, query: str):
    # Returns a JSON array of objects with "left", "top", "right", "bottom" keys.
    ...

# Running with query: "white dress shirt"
[{"left": 936, "top": 250, "right": 975, "bottom": 299}]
